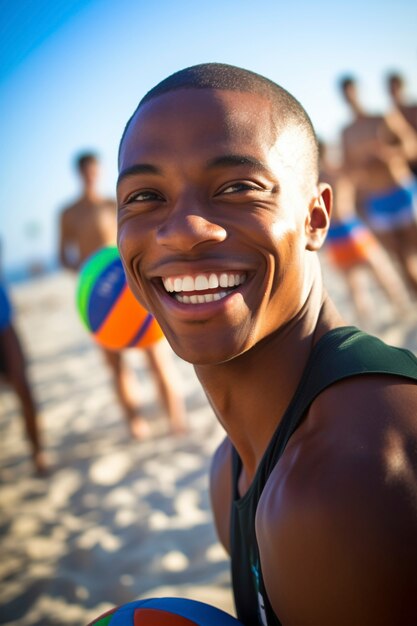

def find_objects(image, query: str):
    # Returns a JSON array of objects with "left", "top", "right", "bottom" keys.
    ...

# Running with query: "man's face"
[
  {"left": 117, "top": 89, "right": 319, "bottom": 365},
  {"left": 80, "top": 159, "right": 99, "bottom": 188},
  {"left": 342, "top": 82, "right": 358, "bottom": 108},
  {"left": 388, "top": 78, "right": 402, "bottom": 101}
]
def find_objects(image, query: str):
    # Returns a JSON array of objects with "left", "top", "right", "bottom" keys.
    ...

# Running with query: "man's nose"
[{"left": 156, "top": 201, "right": 227, "bottom": 252}]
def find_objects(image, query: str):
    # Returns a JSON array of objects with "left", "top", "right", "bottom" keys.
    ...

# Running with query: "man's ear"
[{"left": 305, "top": 183, "right": 332, "bottom": 251}]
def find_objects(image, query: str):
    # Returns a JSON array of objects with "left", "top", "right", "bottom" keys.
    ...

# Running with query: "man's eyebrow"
[
  {"left": 117, "top": 163, "right": 161, "bottom": 185},
  {"left": 206, "top": 154, "right": 270, "bottom": 172},
  {"left": 117, "top": 155, "right": 273, "bottom": 185}
]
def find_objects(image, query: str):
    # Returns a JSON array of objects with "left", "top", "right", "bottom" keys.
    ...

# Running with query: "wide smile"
[{"left": 161, "top": 271, "right": 247, "bottom": 305}]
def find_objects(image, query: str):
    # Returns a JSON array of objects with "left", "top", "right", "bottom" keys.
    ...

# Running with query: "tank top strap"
[
  {"left": 230, "top": 325, "right": 417, "bottom": 626},
  {"left": 263, "top": 325, "right": 417, "bottom": 478}
]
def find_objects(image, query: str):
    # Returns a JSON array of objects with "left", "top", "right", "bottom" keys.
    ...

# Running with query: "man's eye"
[
  {"left": 128, "top": 190, "right": 162, "bottom": 202},
  {"left": 221, "top": 182, "right": 258, "bottom": 194}
]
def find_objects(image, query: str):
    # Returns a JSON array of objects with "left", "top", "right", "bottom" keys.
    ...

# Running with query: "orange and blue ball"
[
  {"left": 76, "top": 246, "right": 163, "bottom": 351},
  {"left": 88, "top": 597, "right": 244, "bottom": 625}
]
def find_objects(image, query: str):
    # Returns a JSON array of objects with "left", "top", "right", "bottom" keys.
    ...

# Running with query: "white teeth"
[
  {"left": 176, "top": 291, "right": 228, "bottom": 304},
  {"left": 195, "top": 275, "right": 209, "bottom": 290},
  {"left": 219, "top": 273, "right": 229, "bottom": 288},
  {"left": 208, "top": 273, "right": 219, "bottom": 288},
  {"left": 164, "top": 277, "right": 175, "bottom": 292},
  {"left": 162, "top": 272, "right": 247, "bottom": 301},
  {"left": 182, "top": 276, "right": 194, "bottom": 291}
]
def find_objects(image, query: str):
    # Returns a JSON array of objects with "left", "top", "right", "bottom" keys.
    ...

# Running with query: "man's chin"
[{"left": 166, "top": 332, "right": 254, "bottom": 367}]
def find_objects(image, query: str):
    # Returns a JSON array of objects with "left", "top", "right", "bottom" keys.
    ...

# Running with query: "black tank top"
[{"left": 230, "top": 326, "right": 417, "bottom": 626}]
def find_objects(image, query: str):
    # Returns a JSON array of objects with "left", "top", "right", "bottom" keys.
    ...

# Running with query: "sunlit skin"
[
  {"left": 340, "top": 80, "right": 417, "bottom": 297},
  {"left": 59, "top": 158, "right": 116, "bottom": 270},
  {"left": 118, "top": 90, "right": 333, "bottom": 367},
  {"left": 117, "top": 87, "right": 338, "bottom": 470},
  {"left": 117, "top": 88, "right": 417, "bottom": 625}
]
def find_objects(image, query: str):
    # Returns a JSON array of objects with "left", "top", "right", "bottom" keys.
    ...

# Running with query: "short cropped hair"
[
  {"left": 119, "top": 62, "right": 319, "bottom": 179},
  {"left": 338, "top": 75, "right": 356, "bottom": 93},
  {"left": 75, "top": 151, "right": 98, "bottom": 172},
  {"left": 387, "top": 72, "right": 404, "bottom": 88}
]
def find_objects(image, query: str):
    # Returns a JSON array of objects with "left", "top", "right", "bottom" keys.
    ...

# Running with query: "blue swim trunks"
[
  {"left": 0, "top": 282, "right": 13, "bottom": 330},
  {"left": 365, "top": 178, "right": 417, "bottom": 232},
  {"left": 326, "top": 217, "right": 378, "bottom": 269}
]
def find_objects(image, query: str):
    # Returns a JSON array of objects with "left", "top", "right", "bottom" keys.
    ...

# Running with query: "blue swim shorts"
[
  {"left": 365, "top": 178, "right": 417, "bottom": 232},
  {"left": 0, "top": 282, "right": 12, "bottom": 330}
]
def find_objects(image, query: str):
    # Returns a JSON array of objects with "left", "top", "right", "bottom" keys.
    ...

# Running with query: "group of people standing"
[{"left": 322, "top": 72, "right": 417, "bottom": 324}]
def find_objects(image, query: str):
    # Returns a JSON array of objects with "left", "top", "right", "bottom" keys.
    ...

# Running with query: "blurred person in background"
[
  {"left": 0, "top": 246, "right": 47, "bottom": 475},
  {"left": 339, "top": 75, "right": 417, "bottom": 296},
  {"left": 58, "top": 152, "right": 187, "bottom": 438},
  {"left": 386, "top": 71, "right": 417, "bottom": 177},
  {"left": 319, "top": 139, "right": 411, "bottom": 326}
]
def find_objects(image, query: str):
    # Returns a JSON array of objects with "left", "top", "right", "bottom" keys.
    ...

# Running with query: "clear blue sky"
[{"left": 1, "top": 0, "right": 416, "bottom": 274}]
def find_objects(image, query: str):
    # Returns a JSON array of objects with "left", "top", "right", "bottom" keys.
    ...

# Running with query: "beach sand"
[{"left": 1, "top": 258, "right": 417, "bottom": 625}]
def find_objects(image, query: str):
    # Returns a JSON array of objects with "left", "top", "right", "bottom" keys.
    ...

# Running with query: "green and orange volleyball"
[{"left": 76, "top": 246, "right": 163, "bottom": 350}]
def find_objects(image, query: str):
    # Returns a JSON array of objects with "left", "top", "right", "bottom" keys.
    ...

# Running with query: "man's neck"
[
  {"left": 350, "top": 103, "right": 366, "bottom": 119},
  {"left": 195, "top": 270, "right": 344, "bottom": 485},
  {"left": 82, "top": 187, "right": 102, "bottom": 203}
]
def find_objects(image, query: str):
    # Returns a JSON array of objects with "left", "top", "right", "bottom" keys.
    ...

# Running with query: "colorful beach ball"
[
  {"left": 76, "top": 246, "right": 163, "bottom": 350},
  {"left": 88, "top": 597, "right": 244, "bottom": 625}
]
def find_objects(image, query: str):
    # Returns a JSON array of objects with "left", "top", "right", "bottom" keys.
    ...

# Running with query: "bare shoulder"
[
  {"left": 256, "top": 375, "right": 417, "bottom": 625},
  {"left": 210, "top": 436, "right": 233, "bottom": 554},
  {"left": 103, "top": 196, "right": 117, "bottom": 209},
  {"left": 60, "top": 199, "right": 83, "bottom": 225},
  {"left": 61, "top": 197, "right": 83, "bottom": 213},
  {"left": 385, "top": 108, "right": 415, "bottom": 133}
]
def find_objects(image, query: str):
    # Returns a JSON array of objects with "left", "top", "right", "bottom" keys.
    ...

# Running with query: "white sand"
[{"left": 1, "top": 259, "right": 417, "bottom": 625}]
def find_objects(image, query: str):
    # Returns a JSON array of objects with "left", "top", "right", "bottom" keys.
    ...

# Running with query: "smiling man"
[{"left": 116, "top": 63, "right": 417, "bottom": 626}]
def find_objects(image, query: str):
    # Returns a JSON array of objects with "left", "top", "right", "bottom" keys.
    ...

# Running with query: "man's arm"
[
  {"left": 256, "top": 375, "right": 417, "bottom": 625},
  {"left": 58, "top": 209, "right": 77, "bottom": 271},
  {"left": 384, "top": 109, "right": 417, "bottom": 162}
]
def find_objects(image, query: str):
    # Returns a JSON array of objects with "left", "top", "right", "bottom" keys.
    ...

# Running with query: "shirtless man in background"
[
  {"left": 319, "top": 139, "right": 410, "bottom": 325},
  {"left": 386, "top": 72, "right": 417, "bottom": 176},
  {"left": 59, "top": 152, "right": 187, "bottom": 438},
  {"left": 59, "top": 153, "right": 116, "bottom": 268},
  {"left": 339, "top": 76, "right": 417, "bottom": 295}
]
